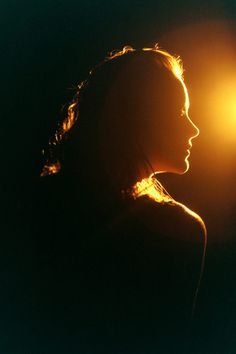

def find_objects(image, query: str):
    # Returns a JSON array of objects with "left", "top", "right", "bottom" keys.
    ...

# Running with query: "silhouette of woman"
[{"left": 35, "top": 45, "right": 207, "bottom": 353}]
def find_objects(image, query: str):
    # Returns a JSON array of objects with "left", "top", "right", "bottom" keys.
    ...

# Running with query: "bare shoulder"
[{"left": 107, "top": 195, "right": 205, "bottom": 245}]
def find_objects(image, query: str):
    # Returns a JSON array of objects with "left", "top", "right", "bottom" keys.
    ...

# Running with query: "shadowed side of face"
[
  {"left": 99, "top": 52, "right": 199, "bottom": 179},
  {"left": 133, "top": 63, "right": 200, "bottom": 174}
]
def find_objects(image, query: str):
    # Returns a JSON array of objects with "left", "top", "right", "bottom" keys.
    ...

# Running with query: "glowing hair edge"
[
  {"left": 40, "top": 44, "right": 185, "bottom": 176},
  {"left": 40, "top": 44, "right": 207, "bottom": 314}
]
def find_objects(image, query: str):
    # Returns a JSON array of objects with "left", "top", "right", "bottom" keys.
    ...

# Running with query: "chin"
[
  {"left": 177, "top": 158, "right": 190, "bottom": 174},
  {"left": 169, "top": 158, "right": 189, "bottom": 175},
  {"left": 152, "top": 156, "right": 190, "bottom": 175}
]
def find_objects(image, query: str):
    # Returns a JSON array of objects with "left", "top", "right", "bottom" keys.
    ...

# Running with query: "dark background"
[{"left": 2, "top": 0, "right": 236, "bottom": 353}]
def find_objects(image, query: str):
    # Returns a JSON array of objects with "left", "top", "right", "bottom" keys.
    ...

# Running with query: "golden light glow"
[
  {"left": 132, "top": 174, "right": 207, "bottom": 314},
  {"left": 40, "top": 43, "right": 207, "bottom": 310},
  {"left": 41, "top": 44, "right": 189, "bottom": 176},
  {"left": 160, "top": 19, "right": 236, "bottom": 242},
  {"left": 143, "top": 44, "right": 199, "bottom": 176},
  {"left": 40, "top": 44, "right": 201, "bottom": 227},
  {"left": 62, "top": 102, "right": 77, "bottom": 133},
  {"left": 106, "top": 45, "right": 135, "bottom": 60},
  {"left": 50, "top": 79, "right": 89, "bottom": 148},
  {"left": 183, "top": 86, "right": 199, "bottom": 173},
  {"left": 143, "top": 44, "right": 184, "bottom": 81},
  {"left": 132, "top": 174, "right": 206, "bottom": 233},
  {"left": 206, "top": 75, "right": 236, "bottom": 144},
  {"left": 164, "top": 20, "right": 236, "bottom": 149},
  {"left": 132, "top": 174, "right": 174, "bottom": 204},
  {"left": 40, "top": 161, "right": 61, "bottom": 177}
]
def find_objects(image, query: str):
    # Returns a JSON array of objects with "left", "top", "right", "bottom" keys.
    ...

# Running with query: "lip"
[{"left": 186, "top": 148, "right": 191, "bottom": 155}]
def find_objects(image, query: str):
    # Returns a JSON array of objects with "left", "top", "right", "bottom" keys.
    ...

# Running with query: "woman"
[{"left": 36, "top": 45, "right": 207, "bottom": 353}]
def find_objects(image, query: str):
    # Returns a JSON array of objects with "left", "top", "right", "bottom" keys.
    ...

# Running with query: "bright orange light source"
[{"left": 207, "top": 76, "right": 236, "bottom": 144}]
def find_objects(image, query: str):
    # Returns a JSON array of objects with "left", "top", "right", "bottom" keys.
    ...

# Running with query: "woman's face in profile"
[
  {"left": 98, "top": 55, "right": 199, "bottom": 182},
  {"left": 139, "top": 73, "right": 199, "bottom": 175}
]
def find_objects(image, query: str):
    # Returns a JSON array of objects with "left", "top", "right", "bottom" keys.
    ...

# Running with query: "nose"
[{"left": 187, "top": 113, "right": 200, "bottom": 140}]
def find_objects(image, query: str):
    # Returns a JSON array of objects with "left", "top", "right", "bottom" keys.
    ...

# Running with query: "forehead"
[
  {"left": 141, "top": 69, "right": 187, "bottom": 112},
  {"left": 104, "top": 53, "right": 187, "bottom": 116},
  {"left": 127, "top": 55, "right": 186, "bottom": 106}
]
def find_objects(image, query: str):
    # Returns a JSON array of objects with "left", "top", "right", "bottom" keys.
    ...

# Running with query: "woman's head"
[
  {"left": 41, "top": 45, "right": 199, "bottom": 193},
  {"left": 97, "top": 48, "right": 199, "bottom": 180}
]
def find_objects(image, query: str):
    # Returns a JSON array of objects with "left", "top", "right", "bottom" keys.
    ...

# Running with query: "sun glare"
[{"left": 207, "top": 76, "right": 236, "bottom": 144}]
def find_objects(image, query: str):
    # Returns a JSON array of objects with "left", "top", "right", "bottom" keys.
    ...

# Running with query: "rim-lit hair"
[
  {"left": 39, "top": 44, "right": 207, "bottom": 314},
  {"left": 40, "top": 44, "right": 185, "bottom": 177}
]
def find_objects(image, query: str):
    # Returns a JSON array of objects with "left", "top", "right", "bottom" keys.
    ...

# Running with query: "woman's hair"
[
  {"left": 39, "top": 42, "right": 205, "bottom": 216},
  {"left": 40, "top": 44, "right": 185, "bottom": 178},
  {"left": 39, "top": 43, "right": 207, "bottom": 313}
]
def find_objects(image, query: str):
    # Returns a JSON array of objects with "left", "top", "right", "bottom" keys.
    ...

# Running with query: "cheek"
[
  {"left": 153, "top": 119, "right": 182, "bottom": 150},
  {"left": 140, "top": 107, "right": 187, "bottom": 156}
]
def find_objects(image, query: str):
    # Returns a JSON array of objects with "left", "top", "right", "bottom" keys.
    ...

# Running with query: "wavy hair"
[
  {"left": 40, "top": 44, "right": 207, "bottom": 313},
  {"left": 40, "top": 44, "right": 185, "bottom": 177}
]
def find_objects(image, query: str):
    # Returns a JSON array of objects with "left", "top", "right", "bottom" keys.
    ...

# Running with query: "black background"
[{"left": 2, "top": 1, "right": 236, "bottom": 353}]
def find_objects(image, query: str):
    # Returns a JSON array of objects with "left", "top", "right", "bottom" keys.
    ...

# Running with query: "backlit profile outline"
[{"left": 40, "top": 44, "right": 207, "bottom": 314}]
